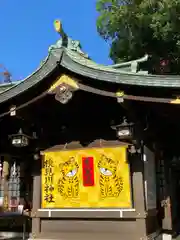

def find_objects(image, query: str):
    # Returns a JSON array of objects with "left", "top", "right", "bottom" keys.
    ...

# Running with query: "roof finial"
[
  {"left": 53, "top": 19, "right": 68, "bottom": 47},
  {"left": 48, "top": 19, "right": 88, "bottom": 58},
  {"left": 54, "top": 20, "right": 63, "bottom": 36}
]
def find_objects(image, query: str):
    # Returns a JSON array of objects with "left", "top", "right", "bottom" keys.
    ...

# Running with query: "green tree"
[{"left": 96, "top": 0, "right": 180, "bottom": 73}]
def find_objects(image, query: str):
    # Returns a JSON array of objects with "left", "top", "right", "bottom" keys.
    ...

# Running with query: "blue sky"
[{"left": 0, "top": 0, "right": 112, "bottom": 81}]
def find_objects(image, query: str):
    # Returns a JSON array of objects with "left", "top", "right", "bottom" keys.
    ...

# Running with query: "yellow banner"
[{"left": 41, "top": 146, "right": 131, "bottom": 208}]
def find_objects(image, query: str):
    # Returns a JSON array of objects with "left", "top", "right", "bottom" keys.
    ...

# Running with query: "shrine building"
[{"left": 0, "top": 20, "right": 179, "bottom": 240}]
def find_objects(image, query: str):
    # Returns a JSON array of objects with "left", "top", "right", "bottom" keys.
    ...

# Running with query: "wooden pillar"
[
  {"left": 31, "top": 159, "right": 41, "bottom": 238},
  {"left": 155, "top": 150, "right": 172, "bottom": 240},
  {"left": 130, "top": 151, "right": 146, "bottom": 239},
  {"left": 131, "top": 152, "right": 145, "bottom": 215}
]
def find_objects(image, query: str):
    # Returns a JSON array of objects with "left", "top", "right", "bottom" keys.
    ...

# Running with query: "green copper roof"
[
  {"left": 61, "top": 48, "right": 180, "bottom": 87},
  {"left": 49, "top": 20, "right": 180, "bottom": 88},
  {"left": 0, "top": 81, "right": 23, "bottom": 93},
  {"left": 0, "top": 52, "right": 60, "bottom": 103},
  {"left": 64, "top": 48, "right": 148, "bottom": 75},
  {"left": 1, "top": 19, "right": 180, "bottom": 105}
]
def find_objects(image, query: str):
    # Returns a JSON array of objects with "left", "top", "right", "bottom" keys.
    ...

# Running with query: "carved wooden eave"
[{"left": 45, "top": 74, "right": 180, "bottom": 105}]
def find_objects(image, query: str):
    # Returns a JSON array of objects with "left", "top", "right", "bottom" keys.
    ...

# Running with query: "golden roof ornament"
[
  {"left": 54, "top": 20, "right": 63, "bottom": 35},
  {"left": 48, "top": 19, "right": 88, "bottom": 58}
]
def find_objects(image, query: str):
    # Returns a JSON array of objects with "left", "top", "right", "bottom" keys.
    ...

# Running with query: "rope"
[
  {"left": 78, "top": 83, "right": 173, "bottom": 104},
  {"left": 0, "top": 91, "right": 48, "bottom": 119},
  {"left": 0, "top": 81, "right": 176, "bottom": 120}
]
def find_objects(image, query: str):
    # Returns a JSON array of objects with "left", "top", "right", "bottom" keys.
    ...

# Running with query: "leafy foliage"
[{"left": 96, "top": 0, "right": 180, "bottom": 73}]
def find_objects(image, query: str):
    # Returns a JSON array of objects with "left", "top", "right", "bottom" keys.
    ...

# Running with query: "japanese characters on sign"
[
  {"left": 41, "top": 147, "right": 131, "bottom": 208},
  {"left": 43, "top": 158, "right": 55, "bottom": 204},
  {"left": 82, "top": 157, "right": 95, "bottom": 187}
]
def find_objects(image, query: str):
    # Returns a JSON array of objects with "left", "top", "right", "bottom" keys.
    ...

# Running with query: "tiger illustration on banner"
[{"left": 41, "top": 146, "right": 131, "bottom": 208}]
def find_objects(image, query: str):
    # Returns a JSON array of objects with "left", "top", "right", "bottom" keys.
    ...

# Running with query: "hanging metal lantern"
[
  {"left": 111, "top": 117, "right": 134, "bottom": 141},
  {"left": 9, "top": 128, "right": 35, "bottom": 147}
]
